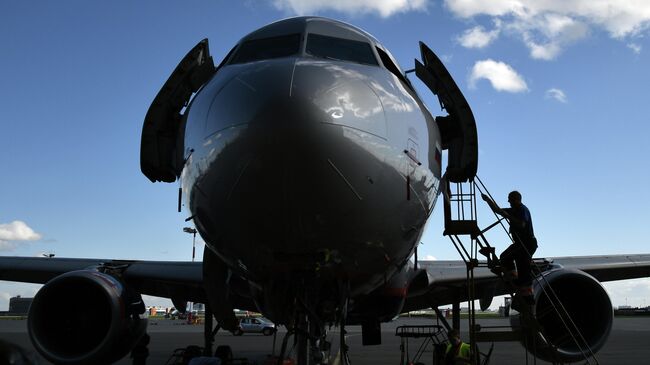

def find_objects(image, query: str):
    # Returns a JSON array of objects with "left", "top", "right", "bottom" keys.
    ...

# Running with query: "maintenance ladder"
[
  {"left": 441, "top": 176, "right": 601, "bottom": 365},
  {"left": 395, "top": 325, "right": 447, "bottom": 365}
]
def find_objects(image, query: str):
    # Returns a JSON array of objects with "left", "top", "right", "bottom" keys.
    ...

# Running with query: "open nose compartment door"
[
  {"left": 415, "top": 42, "right": 478, "bottom": 183},
  {"left": 141, "top": 39, "right": 216, "bottom": 183}
]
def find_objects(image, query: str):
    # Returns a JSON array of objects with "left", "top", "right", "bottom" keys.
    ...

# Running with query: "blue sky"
[{"left": 1, "top": 0, "right": 649, "bottom": 310}]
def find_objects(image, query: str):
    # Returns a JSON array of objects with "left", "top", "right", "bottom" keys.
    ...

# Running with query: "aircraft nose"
[
  {"left": 186, "top": 58, "right": 401, "bottom": 284},
  {"left": 185, "top": 58, "right": 329, "bottom": 237},
  {"left": 189, "top": 57, "right": 396, "bottom": 218},
  {"left": 193, "top": 60, "right": 297, "bottom": 142}
]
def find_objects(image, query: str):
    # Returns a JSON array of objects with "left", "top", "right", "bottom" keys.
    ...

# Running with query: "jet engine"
[
  {"left": 27, "top": 270, "right": 147, "bottom": 365},
  {"left": 511, "top": 268, "right": 613, "bottom": 363}
]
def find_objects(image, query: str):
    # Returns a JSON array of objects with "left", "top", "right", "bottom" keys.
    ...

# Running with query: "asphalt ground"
[{"left": 0, "top": 316, "right": 648, "bottom": 364}]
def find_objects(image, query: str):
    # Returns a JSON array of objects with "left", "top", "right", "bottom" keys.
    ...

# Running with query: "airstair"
[{"left": 441, "top": 176, "right": 602, "bottom": 365}]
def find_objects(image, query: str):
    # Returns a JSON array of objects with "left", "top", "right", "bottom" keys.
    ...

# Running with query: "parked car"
[{"left": 233, "top": 317, "right": 277, "bottom": 336}]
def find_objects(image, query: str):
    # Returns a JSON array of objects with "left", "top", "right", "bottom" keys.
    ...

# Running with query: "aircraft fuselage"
[{"left": 178, "top": 19, "right": 442, "bottom": 319}]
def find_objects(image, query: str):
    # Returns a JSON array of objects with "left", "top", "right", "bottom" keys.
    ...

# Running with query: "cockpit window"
[
  {"left": 376, "top": 46, "right": 413, "bottom": 90},
  {"left": 306, "top": 34, "right": 378, "bottom": 66},
  {"left": 230, "top": 34, "right": 301, "bottom": 64}
]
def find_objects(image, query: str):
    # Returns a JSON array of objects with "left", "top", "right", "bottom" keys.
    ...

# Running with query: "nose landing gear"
[{"left": 274, "top": 281, "right": 351, "bottom": 365}]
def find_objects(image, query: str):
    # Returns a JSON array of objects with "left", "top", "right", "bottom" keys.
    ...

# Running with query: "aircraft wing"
[
  {"left": 403, "top": 253, "right": 650, "bottom": 312},
  {"left": 3, "top": 254, "right": 649, "bottom": 314},
  {"left": 0, "top": 256, "right": 256, "bottom": 311},
  {"left": 540, "top": 254, "right": 650, "bottom": 281}
]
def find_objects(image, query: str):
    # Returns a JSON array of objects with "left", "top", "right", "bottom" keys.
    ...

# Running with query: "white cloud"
[
  {"left": 0, "top": 220, "right": 42, "bottom": 252},
  {"left": 469, "top": 59, "right": 528, "bottom": 92},
  {"left": 545, "top": 88, "right": 567, "bottom": 103},
  {"left": 272, "top": 0, "right": 428, "bottom": 17},
  {"left": 0, "top": 292, "right": 11, "bottom": 303},
  {"left": 424, "top": 255, "right": 437, "bottom": 260},
  {"left": 0, "top": 221, "right": 41, "bottom": 241},
  {"left": 603, "top": 278, "right": 650, "bottom": 308},
  {"left": 526, "top": 41, "right": 562, "bottom": 60},
  {"left": 628, "top": 43, "right": 642, "bottom": 54},
  {"left": 457, "top": 25, "right": 500, "bottom": 48},
  {"left": 518, "top": 14, "right": 589, "bottom": 59},
  {"left": 445, "top": 0, "right": 650, "bottom": 59}
]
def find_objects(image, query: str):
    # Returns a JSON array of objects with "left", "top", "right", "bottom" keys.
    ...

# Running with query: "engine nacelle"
[
  {"left": 27, "top": 270, "right": 147, "bottom": 365},
  {"left": 511, "top": 268, "right": 613, "bottom": 363}
]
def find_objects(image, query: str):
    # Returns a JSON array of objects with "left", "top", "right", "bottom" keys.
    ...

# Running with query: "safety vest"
[{"left": 445, "top": 342, "right": 471, "bottom": 364}]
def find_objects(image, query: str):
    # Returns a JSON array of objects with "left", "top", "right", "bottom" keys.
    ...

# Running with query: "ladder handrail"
[
  {"left": 474, "top": 176, "right": 599, "bottom": 365},
  {"left": 444, "top": 175, "right": 601, "bottom": 365},
  {"left": 474, "top": 176, "right": 514, "bottom": 242}
]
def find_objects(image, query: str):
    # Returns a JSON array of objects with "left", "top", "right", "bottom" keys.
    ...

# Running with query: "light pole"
[
  {"left": 183, "top": 227, "right": 198, "bottom": 316},
  {"left": 183, "top": 227, "right": 198, "bottom": 262}
]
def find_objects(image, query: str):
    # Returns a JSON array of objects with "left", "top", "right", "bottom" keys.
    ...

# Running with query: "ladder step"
[
  {"left": 444, "top": 220, "right": 480, "bottom": 236},
  {"left": 479, "top": 246, "right": 495, "bottom": 257},
  {"left": 475, "top": 330, "right": 522, "bottom": 342}
]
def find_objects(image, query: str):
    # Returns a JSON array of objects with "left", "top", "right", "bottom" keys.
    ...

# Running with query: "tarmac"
[{"left": 0, "top": 316, "right": 648, "bottom": 364}]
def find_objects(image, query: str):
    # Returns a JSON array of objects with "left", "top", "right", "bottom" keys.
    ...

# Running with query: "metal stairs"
[{"left": 440, "top": 176, "right": 601, "bottom": 365}]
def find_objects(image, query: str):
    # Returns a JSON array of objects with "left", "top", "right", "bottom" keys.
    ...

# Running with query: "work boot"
[
  {"left": 479, "top": 246, "right": 495, "bottom": 258},
  {"left": 490, "top": 265, "right": 503, "bottom": 276}
]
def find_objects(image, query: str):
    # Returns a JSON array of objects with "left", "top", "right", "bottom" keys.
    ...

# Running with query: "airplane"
[{"left": 1, "top": 16, "right": 650, "bottom": 365}]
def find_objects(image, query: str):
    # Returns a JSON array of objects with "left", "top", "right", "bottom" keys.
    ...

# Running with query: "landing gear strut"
[
  {"left": 338, "top": 297, "right": 351, "bottom": 365},
  {"left": 276, "top": 313, "right": 332, "bottom": 365},
  {"left": 203, "top": 307, "right": 221, "bottom": 356}
]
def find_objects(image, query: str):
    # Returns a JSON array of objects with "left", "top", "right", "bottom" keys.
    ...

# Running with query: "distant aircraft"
[{"left": 1, "top": 16, "right": 650, "bottom": 365}]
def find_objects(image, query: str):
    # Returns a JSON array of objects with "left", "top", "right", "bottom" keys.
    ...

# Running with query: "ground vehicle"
[
  {"left": 165, "top": 309, "right": 188, "bottom": 320},
  {"left": 233, "top": 317, "right": 276, "bottom": 336}
]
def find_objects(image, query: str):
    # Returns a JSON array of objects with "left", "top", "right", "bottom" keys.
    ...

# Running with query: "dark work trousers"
[{"left": 500, "top": 238, "right": 537, "bottom": 287}]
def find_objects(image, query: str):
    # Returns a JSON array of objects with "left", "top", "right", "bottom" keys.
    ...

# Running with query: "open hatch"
[
  {"left": 415, "top": 41, "right": 478, "bottom": 183},
  {"left": 141, "top": 39, "right": 216, "bottom": 183}
]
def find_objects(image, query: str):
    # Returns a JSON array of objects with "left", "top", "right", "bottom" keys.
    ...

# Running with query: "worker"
[
  {"left": 444, "top": 329, "right": 471, "bottom": 365},
  {"left": 481, "top": 191, "right": 538, "bottom": 303}
]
